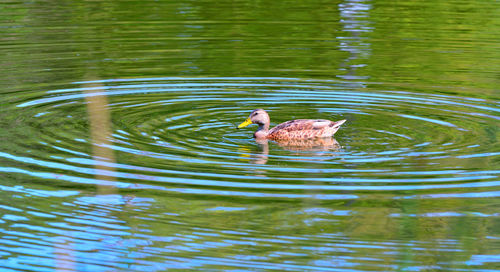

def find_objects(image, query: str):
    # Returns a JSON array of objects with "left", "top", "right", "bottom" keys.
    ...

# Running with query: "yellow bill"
[{"left": 237, "top": 118, "right": 252, "bottom": 129}]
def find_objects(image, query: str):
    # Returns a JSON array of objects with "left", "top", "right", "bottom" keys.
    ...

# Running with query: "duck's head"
[{"left": 237, "top": 109, "right": 270, "bottom": 129}]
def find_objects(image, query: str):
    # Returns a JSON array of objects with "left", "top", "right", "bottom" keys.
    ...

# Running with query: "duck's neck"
[{"left": 254, "top": 123, "right": 270, "bottom": 139}]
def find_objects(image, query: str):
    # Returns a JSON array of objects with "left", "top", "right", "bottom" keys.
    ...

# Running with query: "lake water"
[{"left": 1, "top": 0, "right": 499, "bottom": 271}]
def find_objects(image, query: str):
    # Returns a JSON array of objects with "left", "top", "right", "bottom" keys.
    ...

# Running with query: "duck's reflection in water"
[
  {"left": 241, "top": 137, "right": 341, "bottom": 165},
  {"left": 267, "top": 137, "right": 341, "bottom": 153}
]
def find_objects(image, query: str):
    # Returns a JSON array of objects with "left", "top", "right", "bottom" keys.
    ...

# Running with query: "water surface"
[{"left": 0, "top": 0, "right": 499, "bottom": 271}]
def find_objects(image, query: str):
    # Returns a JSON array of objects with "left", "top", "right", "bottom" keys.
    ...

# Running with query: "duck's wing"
[
  {"left": 268, "top": 119, "right": 339, "bottom": 139},
  {"left": 270, "top": 119, "right": 314, "bottom": 133},
  {"left": 270, "top": 119, "right": 336, "bottom": 132}
]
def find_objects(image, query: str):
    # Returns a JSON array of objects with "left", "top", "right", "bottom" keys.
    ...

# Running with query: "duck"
[{"left": 237, "top": 109, "right": 346, "bottom": 140}]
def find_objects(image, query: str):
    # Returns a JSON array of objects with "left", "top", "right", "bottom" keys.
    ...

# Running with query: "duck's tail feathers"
[{"left": 330, "top": 119, "right": 347, "bottom": 128}]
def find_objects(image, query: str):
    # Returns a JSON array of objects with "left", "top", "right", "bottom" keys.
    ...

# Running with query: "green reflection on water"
[
  {"left": 0, "top": 0, "right": 499, "bottom": 271},
  {"left": 1, "top": 0, "right": 499, "bottom": 93}
]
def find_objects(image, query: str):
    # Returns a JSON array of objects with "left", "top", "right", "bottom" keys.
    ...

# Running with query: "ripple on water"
[{"left": 3, "top": 77, "right": 499, "bottom": 199}]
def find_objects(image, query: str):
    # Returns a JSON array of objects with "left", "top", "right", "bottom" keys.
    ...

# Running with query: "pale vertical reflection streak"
[
  {"left": 54, "top": 76, "right": 117, "bottom": 272},
  {"left": 337, "top": 0, "right": 372, "bottom": 79},
  {"left": 83, "top": 76, "right": 117, "bottom": 193}
]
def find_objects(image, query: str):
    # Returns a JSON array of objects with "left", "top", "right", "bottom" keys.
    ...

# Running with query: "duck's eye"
[{"left": 252, "top": 112, "right": 259, "bottom": 116}]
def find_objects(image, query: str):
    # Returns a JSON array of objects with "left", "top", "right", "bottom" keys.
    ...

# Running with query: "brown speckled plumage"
[{"left": 237, "top": 109, "right": 346, "bottom": 140}]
